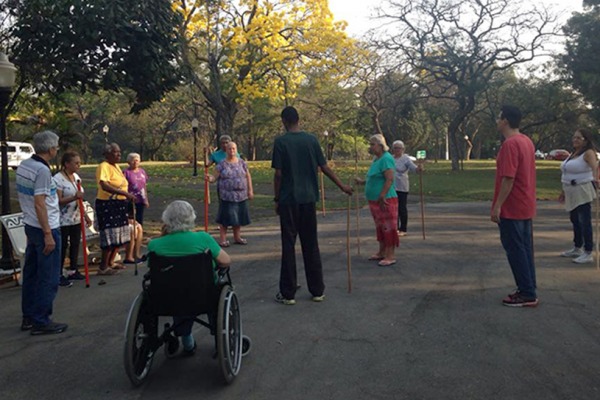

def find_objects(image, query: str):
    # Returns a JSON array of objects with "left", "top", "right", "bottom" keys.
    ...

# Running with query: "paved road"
[{"left": 1, "top": 201, "right": 600, "bottom": 400}]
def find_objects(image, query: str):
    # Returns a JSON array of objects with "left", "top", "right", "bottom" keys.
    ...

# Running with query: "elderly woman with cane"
[
  {"left": 53, "top": 151, "right": 92, "bottom": 286},
  {"left": 392, "top": 140, "right": 423, "bottom": 237},
  {"left": 147, "top": 200, "right": 231, "bottom": 355},
  {"left": 95, "top": 143, "right": 136, "bottom": 275},
  {"left": 355, "top": 134, "right": 399, "bottom": 266},
  {"left": 559, "top": 128, "right": 599, "bottom": 264},
  {"left": 207, "top": 142, "right": 253, "bottom": 247}
]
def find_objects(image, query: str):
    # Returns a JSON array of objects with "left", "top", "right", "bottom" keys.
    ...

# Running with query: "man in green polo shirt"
[{"left": 272, "top": 106, "right": 353, "bottom": 305}]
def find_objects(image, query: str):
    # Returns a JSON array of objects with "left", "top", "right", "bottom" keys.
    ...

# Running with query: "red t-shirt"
[{"left": 493, "top": 133, "right": 536, "bottom": 219}]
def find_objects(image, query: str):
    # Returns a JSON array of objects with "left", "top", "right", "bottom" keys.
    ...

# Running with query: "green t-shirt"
[
  {"left": 365, "top": 152, "right": 397, "bottom": 201},
  {"left": 147, "top": 231, "right": 222, "bottom": 270},
  {"left": 271, "top": 131, "right": 327, "bottom": 205}
]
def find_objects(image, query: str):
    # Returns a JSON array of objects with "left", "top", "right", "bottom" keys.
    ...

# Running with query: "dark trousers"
[
  {"left": 22, "top": 226, "right": 61, "bottom": 326},
  {"left": 60, "top": 224, "right": 81, "bottom": 271},
  {"left": 499, "top": 218, "right": 536, "bottom": 299},
  {"left": 396, "top": 191, "right": 408, "bottom": 232},
  {"left": 134, "top": 202, "right": 145, "bottom": 225},
  {"left": 569, "top": 202, "right": 593, "bottom": 252},
  {"left": 278, "top": 202, "right": 324, "bottom": 299}
]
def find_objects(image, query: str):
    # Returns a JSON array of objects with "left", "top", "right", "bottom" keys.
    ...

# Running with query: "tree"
[
  {"left": 376, "top": 0, "right": 558, "bottom": 170},
  {"left": 174, "top": 0, "right": 355, "bottom": 141},
  {"left": 563, "top": 0, "right": 600, "bottom": 118},
  {"left": 4, "top": 0, "right": 182, "bottom": 114}
]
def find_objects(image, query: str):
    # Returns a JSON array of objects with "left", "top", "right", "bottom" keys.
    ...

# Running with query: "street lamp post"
[
  {"left": 102, "top": 124, "right": 109, "bottom": 143},
  {"left": 0, "top": 52, "right": 17, "bottom": 269},
  {"left": 192, "top": 118, "right": 199, "bottom": 177}
]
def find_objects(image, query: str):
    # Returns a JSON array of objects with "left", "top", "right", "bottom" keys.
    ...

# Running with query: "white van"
[{"left": 1, "top": 141, "right": 35, "bottom": 170}]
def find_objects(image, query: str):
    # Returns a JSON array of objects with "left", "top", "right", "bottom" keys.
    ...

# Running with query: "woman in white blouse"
[
  {"left": 392, "top": 140, "right": 422, "bottom": 237},
  {"left": 53, "top": 151, "right": 91, "bottom": 284},
  {"left": 559, "top": 128, "right": 599, "bottom": 264}
]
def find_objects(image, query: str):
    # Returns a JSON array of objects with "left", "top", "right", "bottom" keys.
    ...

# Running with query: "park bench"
[{"left": 0, "top": 201, "right": 99, "bottom": 282}]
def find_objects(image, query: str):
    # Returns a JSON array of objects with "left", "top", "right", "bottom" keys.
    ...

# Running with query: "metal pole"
[{"left": 0, "top": 88, "right": 14, "bottom": 269}]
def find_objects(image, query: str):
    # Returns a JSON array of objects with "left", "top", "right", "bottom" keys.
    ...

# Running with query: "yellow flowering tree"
[{"left": 174, "top": 0, "right": 355, "bottom": 139}]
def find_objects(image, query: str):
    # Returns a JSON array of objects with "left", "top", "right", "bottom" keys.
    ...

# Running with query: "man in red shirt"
[{"left": 491, "top": 105, "right": 538, "bottom": 307}]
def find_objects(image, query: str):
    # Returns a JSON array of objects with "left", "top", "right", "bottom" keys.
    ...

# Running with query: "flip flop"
[
  {"left": 97, "top": 267, "right": 120, "bottom": 276},
  {"left": 111, "top": 263, "right": 127, "bottom": 270},
  {"left": 234, "top": 238, "right": 248, "bottom": 245},
  {"left": 219, "top": 241, "right": 230, "bottom": 248},
  {"left": 368, "top": 255, "right": 384, "bottom": 261},
  {"left": 378, "top": 259, "right": 396, "bottom": 267}
]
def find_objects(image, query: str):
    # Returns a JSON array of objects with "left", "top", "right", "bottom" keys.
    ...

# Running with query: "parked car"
[
  {"left": 0, "top": 141, "right": 34, "bottom": 170},
  {"left": 547, "top": 149, "right": 570, "bottom": 161},
  {"left": 534, "top": 150, "right": 546, "bottom": 160}
]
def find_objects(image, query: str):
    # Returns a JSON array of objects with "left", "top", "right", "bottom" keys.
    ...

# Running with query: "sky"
[{"left": 328, "top": 0, "right": 585, "bottom": 37}]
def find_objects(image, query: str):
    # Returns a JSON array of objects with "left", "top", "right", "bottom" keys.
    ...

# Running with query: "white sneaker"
[
  {"left": 561, "top": 247, "right": 583, "bottom": 258},
  {"left": 573, "top": 252, "right": 593, "bottom": 264}
]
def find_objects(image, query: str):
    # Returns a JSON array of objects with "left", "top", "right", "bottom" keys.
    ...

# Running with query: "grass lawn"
[
  {"left": 0, "top": 159, "right": 564, "bottom": 243},
  {"left": 74, "top": 158, "right": 562, "bottom": 210}
]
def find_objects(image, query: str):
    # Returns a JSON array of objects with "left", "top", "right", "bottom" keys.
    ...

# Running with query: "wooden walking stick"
[
  {"left": 418, "top": 163, "right": 426, "bottom": 240},
  {"left": 346, "top": 191, "right": 352, "bottom": 293},
  {"left": 354, "top": 137, "right": 361, "bottom": 255},
  {"left": 596, "top": 193, "right": 600, "bottom": 270},
  {"left": 204, "top": 147, "right": 210, "bottom": 232},
  {"left": 76, "top": 181, "right": 90, "bottom": 288},
  {"left": 320, "top": 169, "right": 326, "bottom": 216}
]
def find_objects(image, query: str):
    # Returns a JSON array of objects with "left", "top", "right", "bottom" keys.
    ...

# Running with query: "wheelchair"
[{"left": 123, "top": 251, "right": 251, "bottom": 386}]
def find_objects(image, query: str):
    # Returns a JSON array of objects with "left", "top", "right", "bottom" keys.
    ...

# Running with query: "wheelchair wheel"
[
  {"left": 242, "top": 335, "right": 252, "bottom": 357},
  {"left": 216, "top": 285, "right": 243, "bottom": 384},
  {"left": 124, "top": 293, "right": 158, "bottom": 387}
]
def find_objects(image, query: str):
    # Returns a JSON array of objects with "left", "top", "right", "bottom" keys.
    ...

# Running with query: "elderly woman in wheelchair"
[{"left": 124, "top": 200, "right": 250, "bottom": 386}]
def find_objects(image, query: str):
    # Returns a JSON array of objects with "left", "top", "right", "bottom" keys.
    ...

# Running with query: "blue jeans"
[
  {"left": 22, "top": 225, "right": 62, "bottom": 326},
  {"left": 569, "top": 202, "right": 593, "bottom": 252},
  {"left": 499, "top": 219, "right": 536, "bottom": 299}
]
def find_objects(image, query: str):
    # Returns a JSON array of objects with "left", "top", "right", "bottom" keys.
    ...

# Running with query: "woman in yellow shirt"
[{"left": 95, "top": 143, "right": 135, "bottom": 275}]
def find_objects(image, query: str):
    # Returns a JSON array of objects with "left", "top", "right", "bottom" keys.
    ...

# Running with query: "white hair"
[
  {"left": 161, "top": 200, "right": 197, "bottom": 233},
  {"left": 392, "top": 140, "right": 405, "bottom": 149},
  {"left": 127, "top": 153, "right": 141, "bottom": 163},
  {"left": 369, "top": 134, "right": 389, "bottom": 152},
  {"left": 33, "top": 131, "right": 59, "bottom": 153}
]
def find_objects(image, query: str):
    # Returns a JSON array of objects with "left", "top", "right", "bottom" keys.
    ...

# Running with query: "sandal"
[
  {"left": 219, "top": 241, "right": 230, "bottom": 248},
  {"left": 378, "top": 259, "right": 396, "bottom": 267},
  {"left": 368, "top": 255, "right": 384, "bottom": 261},
  {"left": 111, "top": 263, "right": 127, "bottom": 270},
  {"left": 97, "top": 267, "right": 120, "bottom": 276},
  {"left": 234, "top": 238, "right": 247, "bottom": 245}
]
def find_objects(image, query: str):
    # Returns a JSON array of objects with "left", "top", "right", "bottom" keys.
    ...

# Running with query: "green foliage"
[
  {"left": 563, "top": 3, "right": 600, "bottom": 119},
  {"left": 7, "top": 0, "right": 182, "bottom": 112}
]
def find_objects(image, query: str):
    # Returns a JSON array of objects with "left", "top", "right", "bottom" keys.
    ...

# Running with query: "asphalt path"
[{"left": 1, "top": 201, "right": 600, "bottom": 400}]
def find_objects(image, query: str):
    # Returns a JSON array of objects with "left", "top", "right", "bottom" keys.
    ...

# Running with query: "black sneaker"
[
  {"left": 502, "top": 292, "right": 539, "bottom": 307},
  {"left": 67, "top": 270, "right": 85, "bottom": 280},
  {"left": 30, "top": 322, "right": 68, "bottom": 336},
  {"left": 21, "top": 318, "right": 33, "bottom": 331},
  {"left": 59, "top": 276, "right": 73, "bottom": 287},
  {"left": 274, "top": 292, "right": 296, "bottom": 305}
]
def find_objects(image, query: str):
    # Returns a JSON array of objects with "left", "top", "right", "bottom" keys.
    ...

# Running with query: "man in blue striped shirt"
[{"left": 16, "top": 131, "right": 68, "bottom": 335}]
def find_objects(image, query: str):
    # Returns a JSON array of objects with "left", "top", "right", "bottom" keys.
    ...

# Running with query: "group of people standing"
[
  {"left": 16, "top": 135, "right": 149, "bottom": 334},
  {"left": 14, "top": 103, "right": 599, "bottom": 337}
]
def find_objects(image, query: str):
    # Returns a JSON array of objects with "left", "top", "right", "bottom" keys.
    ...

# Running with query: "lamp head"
[
  {"left": 0, "top": 52, "right": 16, "bottom": 89},
  {"left": 191, "top": 118, "right": 199, "bottom": 130}
]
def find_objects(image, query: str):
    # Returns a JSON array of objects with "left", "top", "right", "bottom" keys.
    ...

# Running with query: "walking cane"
[
  {"left": 132, "top": 200, "right": 138, "bottom": 276},
  {"left": 204, "top": 147, "right": 209, "bottom": 232},
  {"left": 355, "top": 143, "right": 361, "bottom": 255},
  {"left": 418, "top": 163, "right": 426, "bottom": 240},
  {"left": 76, "top": 181, "right": 90, "bottom": 288},
  {"left": 347, "top": 191, "right": 352, "bottom": 293},
  {"left": 320, "top": 169, "right": 326, "bottom": 216},
  {"left": 596, "top": 193, "right": 600, "bottom": 269}
]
